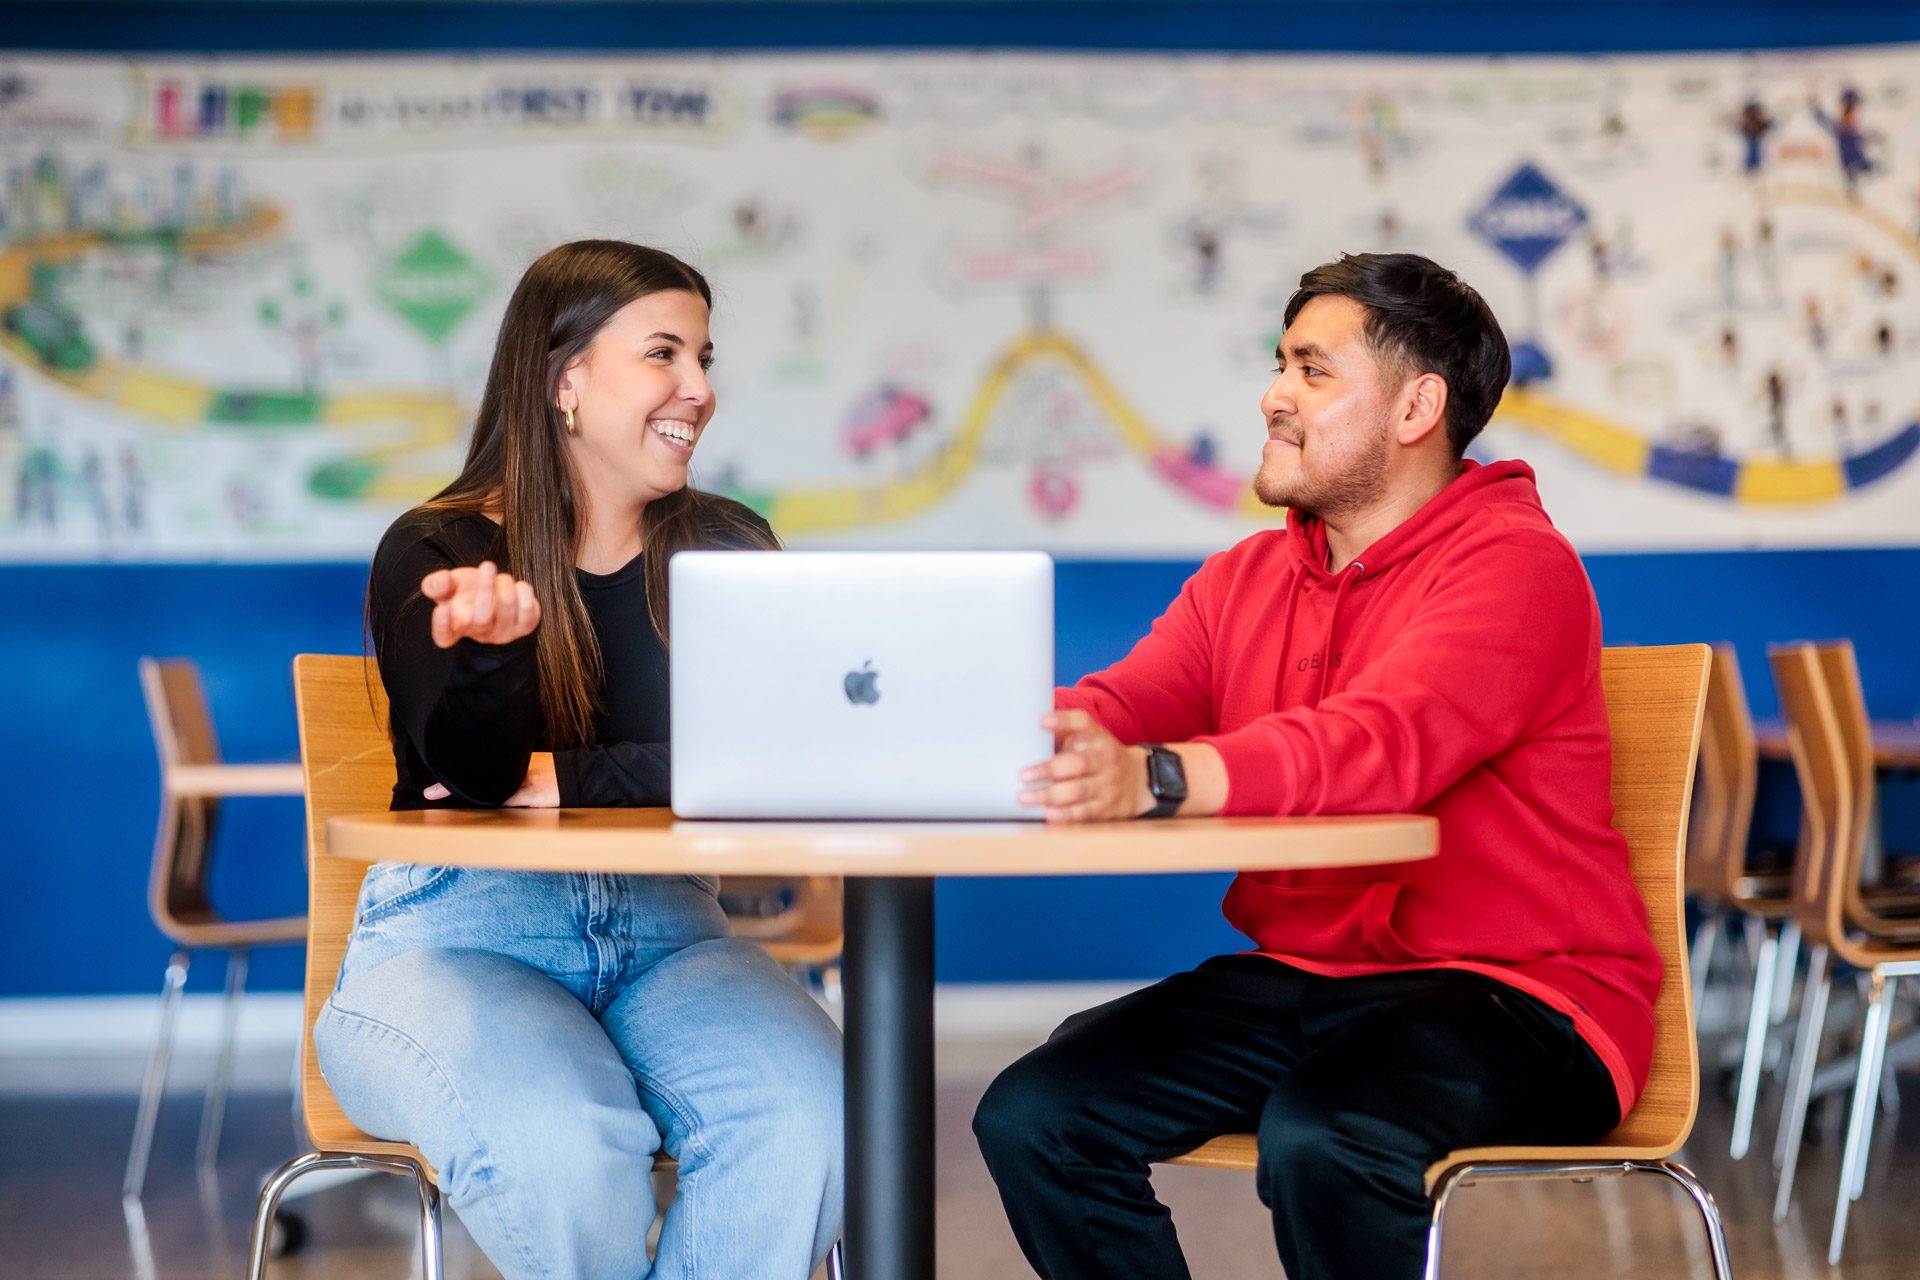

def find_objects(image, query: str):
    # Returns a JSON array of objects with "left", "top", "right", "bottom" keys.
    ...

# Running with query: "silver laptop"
[{"left": 670, "top": 550, "right": 1054, "bottom": 820}]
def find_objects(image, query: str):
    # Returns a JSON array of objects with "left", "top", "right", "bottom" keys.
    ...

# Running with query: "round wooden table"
[{"left": 328, "top": 807, "right": 1438, "bottom": 1280}]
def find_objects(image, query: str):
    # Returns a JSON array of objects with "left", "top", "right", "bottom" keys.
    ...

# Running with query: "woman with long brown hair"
[{"left": 314, "top": 241, "right": 843, "bottom": 1279}]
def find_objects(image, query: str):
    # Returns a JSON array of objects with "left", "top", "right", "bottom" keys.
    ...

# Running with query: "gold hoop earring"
[{"left": 563, "top": 407, "right": 576, "bottom": 434}]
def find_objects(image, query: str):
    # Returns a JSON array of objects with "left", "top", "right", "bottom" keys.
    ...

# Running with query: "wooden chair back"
[
  {"left": 140, "top": 657, "right": 305, "bottom": 949},
  {"left": 1690, "top": 645, "right": 1761, "bottom": 904},
  {"left": 1812, "top": 641, "right": 1886, "bottom": 926},
  {"left": 1769, "top": 643, "right": 1857, "bottom": 961},
  {"left": 1541, "top": 643, "right": 1710, "bottom": 1157},
  {"left": 140, "top": 657, "right": 223, "bottom": 936},
  {"left": 1166, "top": 644, "right": 1713, "bottom": 1179},
  {"left": 292, "top": 654, "right": 424, "bottom": 1162}
]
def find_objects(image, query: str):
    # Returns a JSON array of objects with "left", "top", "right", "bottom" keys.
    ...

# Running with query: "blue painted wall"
[
  {"left": 5, "top": 2, "right": 1920, "bottom": 996},
  {"left": 7, "top": 550, "right": 1919, "bottom": 995}
]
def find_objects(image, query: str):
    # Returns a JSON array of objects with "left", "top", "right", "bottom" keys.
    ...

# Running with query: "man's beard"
[{"left": 1253, "top": 418, "right": 1392, "bottom": 519}]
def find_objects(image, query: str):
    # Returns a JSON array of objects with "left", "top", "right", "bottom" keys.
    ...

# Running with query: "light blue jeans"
[{"left": 314, "top": 863, "right": 844, "bottom": 1280}]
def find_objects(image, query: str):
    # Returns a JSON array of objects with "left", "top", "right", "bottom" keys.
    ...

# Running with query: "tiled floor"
[{"left": 4, "top": 1031, "right": 1917, "bottom": 1278}]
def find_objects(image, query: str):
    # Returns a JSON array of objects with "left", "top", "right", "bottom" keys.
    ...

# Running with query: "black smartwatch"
[{"left": 1142, "top": 744, "right": 1188, "bottom": 819}]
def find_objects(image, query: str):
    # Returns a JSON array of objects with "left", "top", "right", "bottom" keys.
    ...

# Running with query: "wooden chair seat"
[
  {"left": 1171, "top": 1124, "right": 1686, "bottom": 1197},
  {"left": 160, "top": 913, "right": 308, "bottom": 950}
]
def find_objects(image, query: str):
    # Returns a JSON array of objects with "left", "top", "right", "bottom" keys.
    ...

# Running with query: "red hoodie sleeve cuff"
[{"left": 1193, "top": 727, "right": 1290, "bottom": 816}]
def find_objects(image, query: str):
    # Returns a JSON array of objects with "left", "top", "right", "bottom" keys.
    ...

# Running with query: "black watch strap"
[{"left": 1142, "top": 743, "right": 1188, "bottom": 819}]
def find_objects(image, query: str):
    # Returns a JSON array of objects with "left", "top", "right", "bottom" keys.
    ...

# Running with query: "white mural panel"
[{"left": 1, "top": 50, "right": 1916, "bottom": 559}]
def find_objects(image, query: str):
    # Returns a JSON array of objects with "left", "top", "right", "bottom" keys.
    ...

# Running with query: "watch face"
[{"left": 1149, "top": 748, "right": 1188, "bottom": 801}]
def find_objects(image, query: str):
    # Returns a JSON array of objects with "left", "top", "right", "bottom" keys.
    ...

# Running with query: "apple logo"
[{"left": 843, "top": 660, "right": 881, "bottom": 706}]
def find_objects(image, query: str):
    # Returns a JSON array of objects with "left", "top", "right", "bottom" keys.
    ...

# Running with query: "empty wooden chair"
[
  {"left": 1765, "top": 643, "right": 1920, "bottom": 1263},
  {"left": 1814, "top": 640, "right": 1920, "bottom": 936},
  {"left": 1679, "top": 643, "right": 1808, "bottom": 1161},
  {"left": 1162, "top": 645, "right": 1729, "bottom": 1279},
  {"left": 125, "top": 657, "right": 306, "bottom": 1202}
]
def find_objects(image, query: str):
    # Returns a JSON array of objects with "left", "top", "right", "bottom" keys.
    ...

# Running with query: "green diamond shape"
[{"left": 375, "top": 230, "right": 491, "bottom": 345}]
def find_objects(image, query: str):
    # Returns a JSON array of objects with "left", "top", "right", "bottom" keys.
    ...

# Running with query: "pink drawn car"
[
  {"left": 843, "top": 384, "right": 934, "bottom": 457},
  {"left": 1153, "top": 446, "right": 1245, "bottom": 509}
]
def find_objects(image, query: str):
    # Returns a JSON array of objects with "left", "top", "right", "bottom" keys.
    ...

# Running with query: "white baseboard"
[
  {"left": 933, "top": 981, "right": 1144, "bottom": 1039},
  {"left": 0, "top": 992, "right": 307, "bottom": 1055},
  {"left": 0, "top": 982, "right": 1147, "bottom": 1095},
  {"left": 0, "top": 993, "right": 306, "bottom": 1095}
]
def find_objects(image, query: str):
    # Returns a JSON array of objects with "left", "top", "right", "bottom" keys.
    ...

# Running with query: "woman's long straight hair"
[{"left": 387, "top": 239, "right": 776, "bottom": 748}]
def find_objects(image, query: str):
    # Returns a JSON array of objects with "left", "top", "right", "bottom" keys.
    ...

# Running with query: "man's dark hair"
[{"left": 1282, "top": 253, "right": 1511, "bottom": 457}]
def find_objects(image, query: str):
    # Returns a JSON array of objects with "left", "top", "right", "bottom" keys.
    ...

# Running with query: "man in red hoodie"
[{"left": 973, "top": 253, "right": 1659, "bottom": 1280}]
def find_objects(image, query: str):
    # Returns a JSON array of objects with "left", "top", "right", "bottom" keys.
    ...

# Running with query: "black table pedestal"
[{"left": 843, "top": 875, "right": 935, "bottom": 1280}]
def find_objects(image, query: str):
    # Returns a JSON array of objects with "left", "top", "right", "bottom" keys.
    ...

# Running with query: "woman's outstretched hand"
[{"left": 420, "top": 561, "right": 540, "bottom": 649}]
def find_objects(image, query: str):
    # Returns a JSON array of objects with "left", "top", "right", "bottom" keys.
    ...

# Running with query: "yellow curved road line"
[
  {"left": 767, "top": 330, "right": 1280, "bottom": 534},
  {"left": 1, "top": 209, "right": 466, "bottom": 470},
  {"left": 1495, "top": 387, "right": 1651, "bottom": 477}
]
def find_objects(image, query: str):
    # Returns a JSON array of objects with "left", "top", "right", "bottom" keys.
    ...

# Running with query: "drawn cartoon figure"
[
  {"left": 119, "top": 445, "right": 146, "bottom": 535},
  {"left": 1804, "top": 296, "right": 1828, "bottom": 355},
  {"left": 1754, "top": 217, "right": 1780, "bottom": 301},
  {"left": 1809, "top": 87, "right": 1877, "bottom": 198},
  {"left": 1188, "top": 224, "right": 1221, "bottom": 295},
  {"left": 1735, "top": 98, "right": 1775, "bottom": 177},
  {"left": 1764, "top": 367, "right": 1790, "bottom": 457}
]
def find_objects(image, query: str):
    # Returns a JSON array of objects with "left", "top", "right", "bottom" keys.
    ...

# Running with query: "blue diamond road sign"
[{"left": 1468, "top": 163, "right": 1588, "bottom": 275}]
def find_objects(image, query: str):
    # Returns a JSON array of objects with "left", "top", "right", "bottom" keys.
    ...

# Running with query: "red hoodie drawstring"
[
  {"left": 1314, "top": 561, "right": 1364, "bottom": 705},
  {"left": 1276, "top": 559, "right": 1365, "bottom": 708},
  {"left": 1272, "top": 571, "right": 1305, "bottom": 708}
]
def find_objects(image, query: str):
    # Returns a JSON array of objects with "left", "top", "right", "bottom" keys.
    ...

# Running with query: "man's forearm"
[{"left": 1167, "top": 742, "right": 1228, "bottom": 817}]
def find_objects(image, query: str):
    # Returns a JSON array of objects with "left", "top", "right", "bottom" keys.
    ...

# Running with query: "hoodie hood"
[{"left": 1285, "top": 458, "right": 1546, "bottom": 586}]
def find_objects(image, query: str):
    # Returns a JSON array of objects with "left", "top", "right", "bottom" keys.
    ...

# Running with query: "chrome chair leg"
[
  {"left": 122, "top": 1190, "right": 159, "bottom": 1280},
  {"left": 413, "top": 1162, "right": 444, "bottom": 1280},
  {"left": 1830, "top": 971, "right": 1896, "bottom": 1265},
  {"left": 1420, "top": 1160, "right": 1730, "bottom": 1280},
  {"left": 124, "top": 949, "right": 191, "bottom": 1201},
  {"left": 197, "top": 946, "right": 249, "bottom": 1177},
  {"left": 248, "top": 1153, "right": 340, "bottom": 1280},
  {"left": 1731, "top": 918, "right": 1779, "bottom": 1158},
  {"left": 826, "top": 1240, "right": 846, "bottom": 1280},
  {"left": 1690, "top": 912, "right": 1720, "bottom": 1028},
  {"left": 1771, "top": 921, "right": 1801, "bottom": 1029},
  {"left": 1645, "top": 1160, "right": 1735, "bottom": 1280},
  {"left": 1421, "top": 1166, "right": 1463, "bottom": 1280},
  {"left": 1851, "top": 977, "right": 1898, "bottom": 1204},
  {"left": 1774, "top": 944, "right": 1831, "bottom": 1220},
  {"left": 247, "top": 1150, "right": 440, "bottom": 1280}
]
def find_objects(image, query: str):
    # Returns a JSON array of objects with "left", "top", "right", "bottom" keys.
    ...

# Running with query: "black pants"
[{"left": 973, "top": 955, "right": 1620, "bottom": 1280}]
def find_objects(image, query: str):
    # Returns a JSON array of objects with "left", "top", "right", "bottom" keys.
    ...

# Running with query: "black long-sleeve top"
[{"left": 367, "top": 505, "right": 772, "bottom": 810}]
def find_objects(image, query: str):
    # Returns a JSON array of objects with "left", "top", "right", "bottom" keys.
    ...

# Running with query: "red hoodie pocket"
[{"left": 1224, "top": 877, "right": 1440, "bottom": 964}]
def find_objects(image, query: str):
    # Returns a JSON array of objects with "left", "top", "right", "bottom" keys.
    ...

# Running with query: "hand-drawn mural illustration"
[{"left": 2, "top": 51, "right": 1916, "bottom": 558}]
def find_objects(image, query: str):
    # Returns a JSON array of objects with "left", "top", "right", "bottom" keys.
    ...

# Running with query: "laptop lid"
[{"left": 669, "top": 550, "right": 1054, "bottom": 820}]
